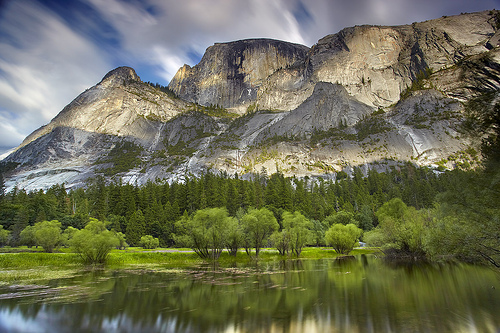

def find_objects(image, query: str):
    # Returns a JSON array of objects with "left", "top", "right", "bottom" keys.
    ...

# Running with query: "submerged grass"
[
  {"left": 0, "top": 247, "right": 379, "bottom": 285},
  {"left": 107, "top": 251, "right": 202, "bottom": 268},
  {"left": 0, "top": 253, "right": 80, "bottom": 284}
]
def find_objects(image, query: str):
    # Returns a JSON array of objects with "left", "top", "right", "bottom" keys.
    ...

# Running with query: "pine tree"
[{"left": 126, "top": 209, "right": 146, "bottom": 246}]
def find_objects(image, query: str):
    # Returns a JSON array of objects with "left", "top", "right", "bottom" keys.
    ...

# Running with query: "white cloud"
[
  {"left": 151, "top": 46, "right": 187, "bottom": 83},
  {"left": 84, "top": 0, "right": 309, "bottom": 75},
  {"left": 0, "top": 0, "right": 111, "bottom": 149},
  {"left": 0, "top": 111, "right": 29, "bottom": 147}
]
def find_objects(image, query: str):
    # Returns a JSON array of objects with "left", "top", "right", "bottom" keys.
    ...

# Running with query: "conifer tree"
[{"left": 126, "top": 209, "right": 146, "bottom": 246}]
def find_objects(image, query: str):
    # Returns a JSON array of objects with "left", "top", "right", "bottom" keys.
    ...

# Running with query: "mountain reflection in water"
[{"left": 0, "top": 256, "right": 499, "bottom": 333}]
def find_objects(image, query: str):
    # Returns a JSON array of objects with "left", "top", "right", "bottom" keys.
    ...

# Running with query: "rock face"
[
  {"left": 257, "top": 82, "right": 373, "bottom": 141},
  {"left": 21, "top": 67, "right": 188, "bottom": 149},
  {"left": 3, "top": 10, "right": 500, "bottom": 191},
  {"left": 256, "top": 11, "right": 497, "bottom": 111},
  {"left": 168, "top": 39, "right": 309, "bottom": 109}
]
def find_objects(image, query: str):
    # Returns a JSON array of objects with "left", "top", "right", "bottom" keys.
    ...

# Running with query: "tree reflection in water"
[{"left": 0, "top": 255, "right": 499, "bottom": 332}]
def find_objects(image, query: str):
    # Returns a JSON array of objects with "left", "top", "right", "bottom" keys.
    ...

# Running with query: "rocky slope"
[
  {"left": 21, "top": 67, "right": 189, "bottom": 149},
  {"left": 2, "top": 10, "right": 500, "bottom": 191}
]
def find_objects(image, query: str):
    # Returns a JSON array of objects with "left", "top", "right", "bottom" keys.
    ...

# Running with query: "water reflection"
[{"left": 0, "top": 256, "right": 499, "bottom": 332}]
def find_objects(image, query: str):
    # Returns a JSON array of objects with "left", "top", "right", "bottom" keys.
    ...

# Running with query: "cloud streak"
[
  {"left": 0, "top": 0, "right": 498, "bottom": 154},
  {"left": 0, "top": 0, "right": 110, "bottom": 154}
]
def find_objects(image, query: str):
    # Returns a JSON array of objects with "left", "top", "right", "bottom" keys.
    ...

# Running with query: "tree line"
[
  {"left": 0, "top": 163, "right": 445, "bottom": 246},
  {"left": 0, "top": 161, "right": 498, "bottom": 266}
]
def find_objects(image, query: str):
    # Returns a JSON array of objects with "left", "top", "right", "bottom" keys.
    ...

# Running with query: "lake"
[{"left": 0, "top": 255, "right": 499, "bottom": 332}]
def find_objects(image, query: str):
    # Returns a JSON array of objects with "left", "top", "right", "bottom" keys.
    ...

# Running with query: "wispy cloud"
[
  {"left": 84, "top": 0, "right": 311, "bottom": 81},
  {"left": 0, "top": 0, "right": 111, "bottom": 152}
]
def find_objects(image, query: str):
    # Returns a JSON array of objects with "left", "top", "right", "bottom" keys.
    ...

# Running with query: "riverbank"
[{"left": 0, "top": 247, "right": 379, "bottom": 285}]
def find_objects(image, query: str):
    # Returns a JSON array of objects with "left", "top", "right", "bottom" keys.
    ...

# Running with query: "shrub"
[
  {"left": 375, "top": 198, "right": 428, "bottom": 256},
  {"left": 140, "top": 235, "right": 159, "bottom": 249},
  {"left": 241, "top": 207, "right": 279, "bottom": 257},
  {"left": 325, "top": 223, "right": 363, "bottom": 255},
  {"left": 0, "top": 225, "right": 10, "bottom": 247},
  {"left": 282, "top": 211, "right": 312, "bottom": 257},
  {"left": 20, "top": 226, "right": 36, "bottom": 248},
  {"left": 270, "top": 229, "right": 291, "bottom": 255},
  {"left": 70, "top": 219, "right": 119, "bottom": 265},
  {"left": 176, "top": 208, "right": 237, "bottom": 260},
  {"left": 33, "top": 220, "right": 63, "bottom": 253},
  {"left": 115, "top": 232, "right": 128, "bottom": 250}
]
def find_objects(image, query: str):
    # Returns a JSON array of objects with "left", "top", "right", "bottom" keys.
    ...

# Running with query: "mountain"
[{"left": 2, "top": 10, "right": 500, "bottom": 191}]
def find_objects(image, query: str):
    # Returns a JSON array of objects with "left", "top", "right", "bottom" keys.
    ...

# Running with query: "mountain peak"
[{"left": 99, "top": 66, "right": 141, "bottom": 87}]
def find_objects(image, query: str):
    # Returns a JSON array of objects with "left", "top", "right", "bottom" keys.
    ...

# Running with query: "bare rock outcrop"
[
  {"left": 168, "top": 39, "right": 309, "bottom": 109},
  {"left": 20, "top": 67, "right": 188, "bottom": 149},
  {"left": 256, "top": 82, "right": 372, "bottom": 141},
  {"left": 256, "top": 10, "right": 497, "bottom": 111}
]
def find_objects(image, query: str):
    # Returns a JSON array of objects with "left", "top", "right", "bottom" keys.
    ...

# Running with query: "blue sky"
[{"left": 0, "top": 0, "right": 498, "bottom": 156}]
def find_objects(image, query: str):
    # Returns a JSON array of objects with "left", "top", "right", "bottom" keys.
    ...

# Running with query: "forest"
[{"left": 0, "top": 160, "right": 498, "bottom": 267}]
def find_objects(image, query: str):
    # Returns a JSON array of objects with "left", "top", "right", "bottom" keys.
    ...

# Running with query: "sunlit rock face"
[
  {"left": 257, "top": 11, "right": 497, "bottom": 110},
  {"left": 20, "top": 67, "right": 188, "bottom": 149},
  {"left": 3, "top": 10, "right": 500, "bottom": 191},
  {"left": 168, "top": 39, "right": 310, "bottom": 109}
]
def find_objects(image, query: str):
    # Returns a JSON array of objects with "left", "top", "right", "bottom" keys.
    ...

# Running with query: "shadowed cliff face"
[
  {"left": 170, "top": 11, "right": 498, "bottom": 114},
  {"left": 168, "top": 39, "right": 309, "bottom": 108}
]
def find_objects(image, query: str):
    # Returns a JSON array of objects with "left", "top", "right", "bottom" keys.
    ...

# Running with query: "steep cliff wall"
[
  {"left": 168, "top": 39, "right": 309, "bottom": 109},
  {"left": 3, "top": 11, "right": 499, "bottom": 191}
]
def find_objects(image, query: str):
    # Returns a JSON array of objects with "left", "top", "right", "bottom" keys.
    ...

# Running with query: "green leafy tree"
[
  {"left": 172, "top": 210, "right": 191, "bottom": 247},
  {"left": 180, "top": 207, "right": 236, "bottom": 260},
  {"left": 140, "top": 235, "right": 159, "bottom": 249},
  {"left": 426, "top": 173, "right": 500, "bottom": 266},
  {"left": 20, "top": 225, "right": 36, "bottom": 248},
  {"left": 325, "top": 223, "right": 362, "bottom": 255},
  {"left": 115, "top": 232, "right": 128, "bottom": 250},
  {"left": 33, "top": 220, "right": 62, "bottom": 252},
  {"left": 241, "top": 207, "right": 279, "bottom": 257},
  {"left": 0, "top": 225, "right": 10, "bottom": 247},
  {"left": 62, "top": 226, "right": 79, "bottom": 247},
  {"left": 69, "top": 218, "right": 119, "bottom": 265},
  {"left": 270, "top": 229, "right": 291, "bottom": 255},
  {"left": 363, "top": 228, "right": 385, "bottom": 247},
  {"left": 375, "top": 198, "right": 428, "bottom": 256},
  {"left": 225, "top": 219, "right": 243, "bottom": 256},
  {"left": 282, "top": 211, "right": 312, "bottom": 257},
  {"left": 324, "top": 210, "right": 357, "bottom": 227}
]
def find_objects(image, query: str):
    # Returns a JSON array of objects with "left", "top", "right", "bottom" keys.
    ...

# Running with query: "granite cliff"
[{"left": 169, "top": 39, "right": 309, "bottom": 110}]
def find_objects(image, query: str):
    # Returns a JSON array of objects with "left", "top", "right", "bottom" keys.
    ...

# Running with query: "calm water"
[{"left": 0, "top": 256, "right": 499, "bottom": 332}]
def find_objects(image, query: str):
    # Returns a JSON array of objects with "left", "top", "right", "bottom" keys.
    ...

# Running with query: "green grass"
[
  {"left": 0, "top": 247, "right": 380, "bottom": 285},
  {"left": 107, "top": 251, "right": 202, "bottom": 268},
  {"left": 0, "top": 252, "right": 79, "bottom": 268},
  {"left": 0, "top": 252, "right": 81, "bottom": 284}
]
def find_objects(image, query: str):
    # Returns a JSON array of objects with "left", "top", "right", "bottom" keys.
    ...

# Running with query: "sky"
[{"left": 0, "top": 0, "right": 498, "bottom": 157}]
